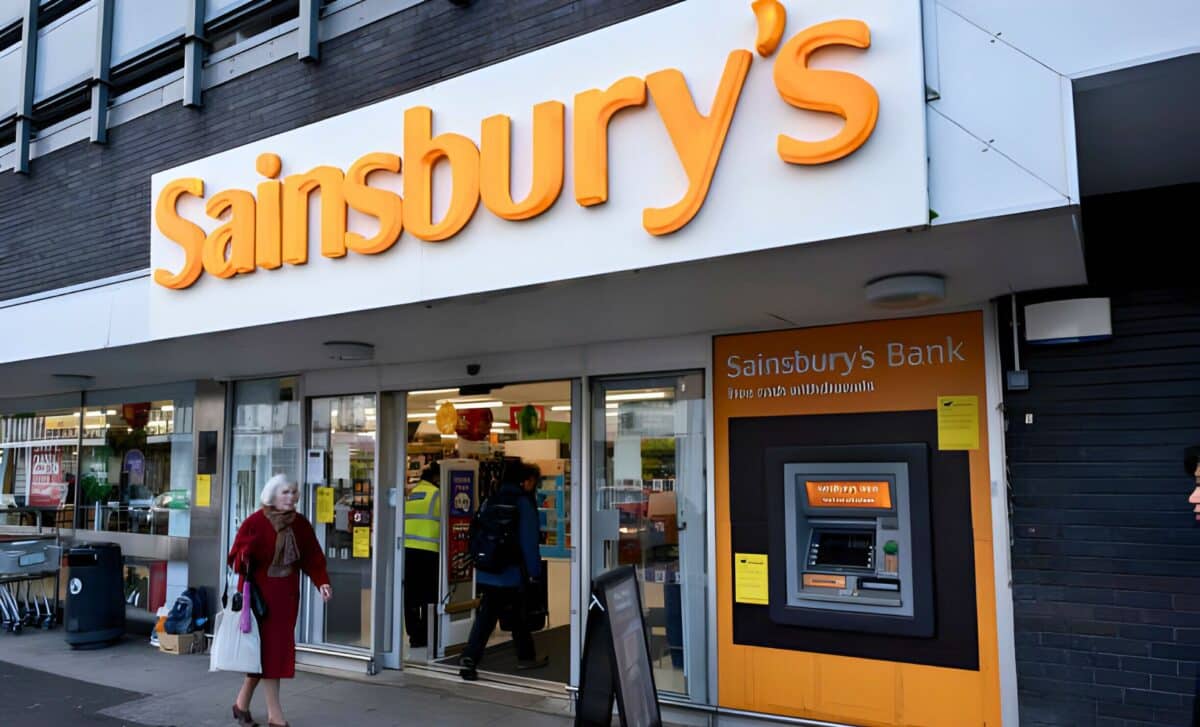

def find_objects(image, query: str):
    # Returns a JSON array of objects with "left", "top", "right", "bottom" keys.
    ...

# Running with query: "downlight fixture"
[{"left": 864, "top": 274, "right": 946, "bottom": 309}]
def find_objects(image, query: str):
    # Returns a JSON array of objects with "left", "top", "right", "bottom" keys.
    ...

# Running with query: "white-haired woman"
[{"left": 227, "top": 474, "right": 331, "bottom": 727}]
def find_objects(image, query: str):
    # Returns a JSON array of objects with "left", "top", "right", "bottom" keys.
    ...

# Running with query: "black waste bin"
[{"left": 64, "top": 543, "right": 125, "bottom": 649}]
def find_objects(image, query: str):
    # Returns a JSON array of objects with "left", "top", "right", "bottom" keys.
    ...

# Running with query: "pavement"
[{"left": 0, "top": 629, "right": 575, "bottom": 727}]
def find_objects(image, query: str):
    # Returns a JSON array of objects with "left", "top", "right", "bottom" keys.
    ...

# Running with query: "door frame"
[
  {"left": 394, "top": 377, "right": 585, "bottom": 679},
  {"left": 584, "top": 371, "right": 709, "bottom": 705},
  {"left": 298, "top": 388, "right": 388, "bottom": 666}
]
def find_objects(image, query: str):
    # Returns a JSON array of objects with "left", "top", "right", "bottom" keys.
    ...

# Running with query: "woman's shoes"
[{"left": 232, "top": 705, "right": 258, "bottom": 726}]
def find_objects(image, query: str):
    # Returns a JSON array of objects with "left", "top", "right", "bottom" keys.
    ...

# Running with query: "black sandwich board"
[{"left": 575, "top": 566, "right": 662, "bottom": 727}]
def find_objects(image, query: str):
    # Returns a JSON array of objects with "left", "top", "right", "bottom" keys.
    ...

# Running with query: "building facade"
[{"left": 1, "top": 1, "right": 1197, "bottom": 725}]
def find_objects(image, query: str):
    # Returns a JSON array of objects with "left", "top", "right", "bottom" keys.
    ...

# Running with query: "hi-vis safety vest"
[{"left": 404, "top": 480, "right": 441, "bottom": 553}]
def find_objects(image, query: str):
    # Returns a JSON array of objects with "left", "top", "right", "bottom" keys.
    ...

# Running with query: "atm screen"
[{"left": 813, "top": 531, "right": 874, "bottom": 569}]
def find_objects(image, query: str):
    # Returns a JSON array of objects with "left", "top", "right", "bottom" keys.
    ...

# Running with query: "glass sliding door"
[
  {"left": 228, "top": 377, "right": 301, "bottom": 543},
  {"left": 590, "top": 373, "right": 707, "bottom": 702},
  {"left": 307, "top": 394, "right": 377, "bottom": 650}
]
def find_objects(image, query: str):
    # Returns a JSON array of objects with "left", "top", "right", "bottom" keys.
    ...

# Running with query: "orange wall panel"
[{"left": 714, "top": 312, "right": 1001, "bottom": 726}]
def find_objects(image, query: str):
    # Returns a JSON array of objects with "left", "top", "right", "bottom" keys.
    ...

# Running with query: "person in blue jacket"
[{"left": 460, "top": 462, "right": 546, "bottom": 680}]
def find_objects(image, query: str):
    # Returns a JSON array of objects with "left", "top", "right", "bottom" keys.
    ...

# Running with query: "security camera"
[{"left": 467, "top": 364, "right": 481, "bottom": 376}]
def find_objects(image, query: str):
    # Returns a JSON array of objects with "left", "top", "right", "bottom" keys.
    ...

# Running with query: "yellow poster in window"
[
  {"left": 195, "top": 474, "right": 211, "bottom": 508},
  {"left": 353, "top": 526, "right": 370, "bottom": 558},
  {"left": 734, "top": 553, "right": 769, "bottom": 605},
  {"left": 316, "top": 487, "right": 334, "bottom": 524},
  {"left": 937, "top": 395, "right": 980, "bottom": 450}
]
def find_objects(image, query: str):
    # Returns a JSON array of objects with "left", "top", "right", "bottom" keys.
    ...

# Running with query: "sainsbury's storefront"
[{"left": 0, "top": 1, "right": 1104, "bottom": 724}]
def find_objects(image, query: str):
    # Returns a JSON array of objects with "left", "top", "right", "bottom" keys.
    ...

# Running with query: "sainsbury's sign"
[{"left": 148, "top": 1, "right": 925, "bottom": 335}]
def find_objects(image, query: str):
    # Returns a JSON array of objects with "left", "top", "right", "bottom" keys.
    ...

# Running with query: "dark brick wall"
[
  {"left": 1003, "top": 285, "right": 1200, "bottom": 727},
  {"left": 0, "top": 0, "right": 681, "bottom": 301}
]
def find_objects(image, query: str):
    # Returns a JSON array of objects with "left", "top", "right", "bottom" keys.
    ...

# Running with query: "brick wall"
[
  {"left": 0, "top": 0, "right": 680, "bottom": 301},
  {"left": 1004, "top": 285, "right": 1200, "bottom": 727}
]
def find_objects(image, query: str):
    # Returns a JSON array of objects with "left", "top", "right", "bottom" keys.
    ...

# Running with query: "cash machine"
[{"left": 766, "top": 443, "right": 935, "bottom": 638}]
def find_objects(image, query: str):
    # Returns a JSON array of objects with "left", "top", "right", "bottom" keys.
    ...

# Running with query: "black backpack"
[
  {"left": 163, "top": 592, "right": 194, "bottom": 634},
  {"left": 164, "top": 587, "right": 209, "bottom": 634},
  {"left": 469, "top": 489, "right": 523, "bottom": 574}
]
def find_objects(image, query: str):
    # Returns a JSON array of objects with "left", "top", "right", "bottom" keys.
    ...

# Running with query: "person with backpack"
[{"left": 460, "top": 462, "right": 546, "bottom": 680}]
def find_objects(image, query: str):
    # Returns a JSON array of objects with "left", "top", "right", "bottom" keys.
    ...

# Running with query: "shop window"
[
  {"left": 590, "top": 373, "right": 708, "bottom": 701},
  {"left": 77, "top": 399, "right": 194, "bottom": 536},
  {"left": 0, "top": 406, "right": 81, "bottom": 527},
  {"left": 228, "top": 377, "right": 301, "bottom": 540}
]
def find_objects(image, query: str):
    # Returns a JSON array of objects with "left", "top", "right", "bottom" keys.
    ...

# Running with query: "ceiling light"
[
  {"left": 550, "top": 405, "right": 571, "bottom": 412},
  {"left": 407, "top": 411, "right": 436, "bottom": 419},
  {"left": 105, "top": 410, "right": 116, "bottom": 416},
  {"left": 606, "top": 403, "right": 618, "bottom": 409},
  {"left": 410, "top": 388, "right": 459, "bottom": 396},
  {"left": 441, "top": 400, "right": 503, "bottom": 410},
  {"left": 323, "top": 340, "right": 375, "bottom": 361},
  {"left": 440, "top": 434, "right": 458, "bottom": 439},
  {"left": 605, "top": 391, "right": 668, "bottom": 402},
  {"left": 161, "top": 404, "right": 175, "bottom": 412},
  {"left": 864, "top": 274, "right": 946, "bottom": 309}
]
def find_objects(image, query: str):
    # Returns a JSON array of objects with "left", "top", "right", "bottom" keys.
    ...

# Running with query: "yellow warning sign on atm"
[
  {"left": 735, "top": 553, "right": 769, "bottom": 605},
  {"left": 937, "top": 395, "right": 979, "bottom": 450}
]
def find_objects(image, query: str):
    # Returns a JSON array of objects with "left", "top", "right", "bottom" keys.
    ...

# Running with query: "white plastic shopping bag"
[{"left": 209, "top": 576, "right": 261, "bottom": 673}]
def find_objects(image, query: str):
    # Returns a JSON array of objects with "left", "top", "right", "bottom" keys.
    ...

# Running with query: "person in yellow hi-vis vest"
[{"left": 404, "top": 464, "right": 441, "bottom": 649}]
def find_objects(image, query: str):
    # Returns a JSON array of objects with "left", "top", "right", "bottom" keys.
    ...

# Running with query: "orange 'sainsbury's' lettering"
[
  {"left": 404, "top": 106, "right": 480, "bottom": 242},
  {"left": 480, "top": 100, "right": 565, "bottom": 221},
  {"left": 644, "top": 50, "right": 751, "bottom": 236},
  {"left": 283, "top": 166, "right": 346, "bottom": 263},
  {"left": 573, "top": 76, "right": 646, "bottom": 208},
  {"left": 344, "top": 152, "right": 403, "bottom": 255},
  {"left": 154, "top": 178, "right": 205, "bottom": 290},
  {"left": 255, "top": 153, "right": 283, "bottom": 270},
  {"left": 772, "top": 20, "right": 878, "bottom": 165},
  {"left": 153, "top": 10, "right": 884, "bottom": 290},
  {"left": 202, "top": 189, "right": 256, "bottom": 278}
]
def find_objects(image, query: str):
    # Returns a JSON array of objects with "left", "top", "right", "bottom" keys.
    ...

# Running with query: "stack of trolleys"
[{"left": 0, "top": 535, "right": 63, "bottom": 634}]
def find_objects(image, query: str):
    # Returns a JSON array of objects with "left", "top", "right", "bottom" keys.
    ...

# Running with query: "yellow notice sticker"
[
  {"left": 316, "top": 487, "right": 335, "bottom": 524},
  {"left": 195, "top": 474, "right": 211, "bottom": 508},
  {"left": 734, "top": 553, "right": 769, "bottom": 605},
  {"left": 937, "top": 395, "right": 980, "bottom": 450},
  {"left": 353, "top": 526, "right": 371, "bottom": 558}
]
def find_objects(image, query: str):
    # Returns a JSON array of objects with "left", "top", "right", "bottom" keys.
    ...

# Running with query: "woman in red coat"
[{"left": 228, "top": 475, "right": 332, "bottom": 727}]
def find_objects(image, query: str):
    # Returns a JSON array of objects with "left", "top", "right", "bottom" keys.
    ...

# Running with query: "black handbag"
[{"left": 248, "top": 579, "right": 268, "bottom": 619}]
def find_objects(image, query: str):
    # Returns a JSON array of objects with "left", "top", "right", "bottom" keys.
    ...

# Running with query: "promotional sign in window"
[
  {"left": 29, "top": 446, "right": 68, "bottom": 508},
  {"left": 448, "top": 470, "right": 475, "bottom": 584}
]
